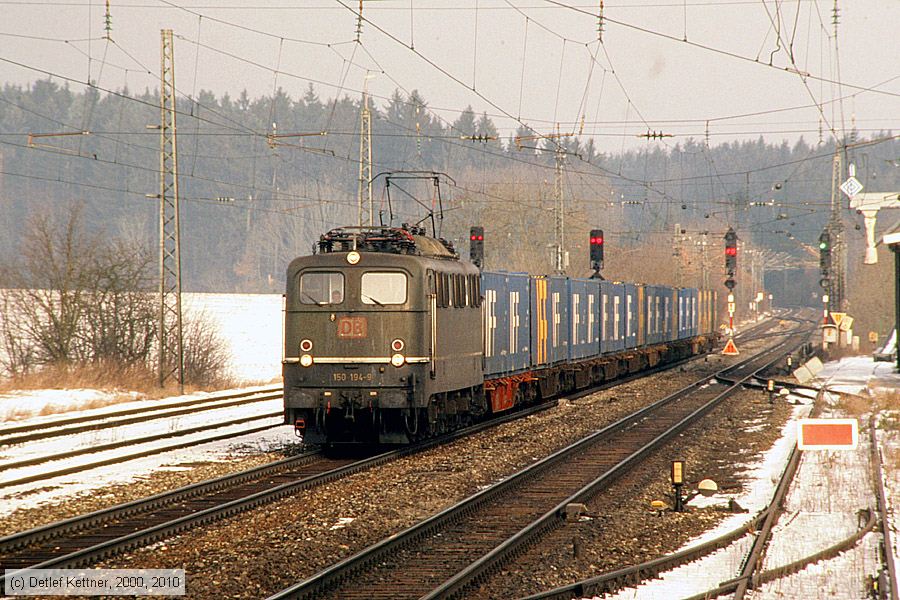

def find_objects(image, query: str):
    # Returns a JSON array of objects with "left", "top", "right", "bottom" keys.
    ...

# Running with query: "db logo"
[{"left": 337, "top": 316, "right": 367, "bottom": 338}]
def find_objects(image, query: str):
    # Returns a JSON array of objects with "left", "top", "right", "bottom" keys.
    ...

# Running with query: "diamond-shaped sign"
[{"left": 840, "top": 176, "right": 863, "bottom": 198}]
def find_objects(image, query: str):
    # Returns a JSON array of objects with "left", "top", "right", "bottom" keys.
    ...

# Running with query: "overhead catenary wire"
[
  {"left": 0, "top": 48, "right": 892, "bottom": 214},
  {"left": 543, "top": 0, "right": 900, "bottom": 99},
  {"left": 5, "top": 0, "right": 892, "bottom": 227}
]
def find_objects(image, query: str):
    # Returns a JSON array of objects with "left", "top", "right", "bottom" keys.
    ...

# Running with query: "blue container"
[
  {"left": 685, "top": 288, "right": 699, "bottom": 338},
  {"left": 662, "top": 286, "right": 676, "bottom": 342},
  {"left": 530, "top": 275, "right": 570, "bottom": 367},
  {"left": 481, "top": 271, "right": 531, "bottom": 378},
  {"left": 569, "top": 278, "right": 601, "bottom": 360},
  {"left": 623, "top": 283, "right": 638, "bottom": 349},
  {"left": 646, "top": 285, "right": 674, "bottom": 345},
  {"left": 601, "top": 281, "right": 626, "bottom": 354},
  {"left": 644, "top": 285, "right": 659, "bottom": 345}
]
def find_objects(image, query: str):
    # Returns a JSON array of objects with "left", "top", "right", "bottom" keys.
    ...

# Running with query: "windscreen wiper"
[{"left": 360, "top": 293, "right": 384, "bottom": 306}]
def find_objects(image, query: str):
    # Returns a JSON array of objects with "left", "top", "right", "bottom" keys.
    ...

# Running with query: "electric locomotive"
[{"left": 283, "top": 225, "right": 485, "bottom": 444}]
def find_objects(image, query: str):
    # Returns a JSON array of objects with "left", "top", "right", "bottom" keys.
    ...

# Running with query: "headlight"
[
  {"left": 300, "top": 354, "right": 313, "bottom": 367},
  {"left": 390, "top": 353, "right": 405, "bottom": 367}
]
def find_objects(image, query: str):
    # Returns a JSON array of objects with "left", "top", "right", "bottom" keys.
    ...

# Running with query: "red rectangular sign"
[
  {"left": 797, "top": 418, "right": 858, "bottom": 450},
  {"left": 336, "top": 316, "right": 367, "bottom": 339}
]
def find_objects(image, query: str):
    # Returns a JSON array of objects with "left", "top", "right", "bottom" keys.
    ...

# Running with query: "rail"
[
  {"left": 0, "top": 385, "right": 282, "bottom": 439},
  {"left": 0, "top": 394, "right": 560, "bottom": 591},
  {"left": 267, "top": 326, "right": 808, "bottom": 600}
]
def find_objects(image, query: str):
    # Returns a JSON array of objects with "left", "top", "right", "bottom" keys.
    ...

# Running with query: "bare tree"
[
  {"left": 181, "top": 308, "right": 232, "bottom": 388},
  {"left": 0, "top": 205, "right": 235, "bottom": 390},
  {"left": 77, "top": 239, "right": 157, "bottom": 366},
  {"left": 0, "top": 206, "right": 98, "bottom": 367}
]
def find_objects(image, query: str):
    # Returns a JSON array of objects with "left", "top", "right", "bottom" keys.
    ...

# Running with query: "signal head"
[
  {"left": 590, "top": 228, "right": 604, "bottom": 269},
  {"left": 469, "top": 225, "right": 484, "bottom": 268}
]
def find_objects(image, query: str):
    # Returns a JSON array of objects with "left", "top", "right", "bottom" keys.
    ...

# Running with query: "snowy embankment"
[
  {"left": 0, "top": 293, "right": 291, "bottom": 516},
  {"left": 596, "top": 356, "right": 900, "bottom": 600},
  {"left": 0, "top": 386, "right": 297, "bottom": 516}
]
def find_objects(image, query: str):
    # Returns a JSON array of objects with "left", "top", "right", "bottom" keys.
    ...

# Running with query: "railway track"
[
  {"left": 871, "top": 418, "right": 900, "bottom": 600},
  {"left": 1, "top": 314, "right": 783, "bottom": 492},
  {"left": 520, "top": 377, "right": 899, "bottom": 600},
  {"left": 0, "top": 450, "right": 361, "bottom": 582},
  {"left": 517, "top": 443, "right": 804, "bottom": 600},
  {"left": 685, "top": 409, "right": 895, "bottom": 600},
  {"left": 0, "top": 385, "right": 282, "bottom": 443},
  {"left": 267, "top": 319, "right": 814, "bottom": 600},
  {"left": 0, "top": 395, "right": 564, "bottom": 593},
  {"left": 0, "top": 319, "right": 786, "bottom": 593},
  {"left": 0, "top": 390, "right": 285, "bottom": 489},
  {"left": 0, "top": 315, "right": 792, "bottom": 596}
]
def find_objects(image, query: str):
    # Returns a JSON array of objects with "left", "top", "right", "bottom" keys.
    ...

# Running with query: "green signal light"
[{"left": 819, "top": 241, "right": 828, "bottom": 250}]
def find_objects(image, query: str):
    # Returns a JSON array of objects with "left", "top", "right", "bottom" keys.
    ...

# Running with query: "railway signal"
[
  {"left": 819, "top": 229, "right": 832, "bottom": 272},
  {"left": 724, "top": 227, "right": 737, "bottom": 277},
  {"left": 590, "top": 229, "right": 604, "bottom": 277},
  {"left": 469, "top": 226, "right": 484, "bottom": 269},
  {"left": 671, "top": 460, "right": 685, "bottom": 512}
]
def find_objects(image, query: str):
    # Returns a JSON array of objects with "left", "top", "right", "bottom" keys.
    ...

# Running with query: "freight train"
[{"left": 283, "top": 225, "right": 717, "bottom": 445}]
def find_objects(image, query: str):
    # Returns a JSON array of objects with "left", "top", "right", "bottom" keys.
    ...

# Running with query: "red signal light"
[
  {"left": 591, "top": 236, "right": 603, "bottom": 245},
  {"left": 470, "top": 234, "right": 483, "bottom": 241},
  {"left": 725, "top": 247, "right": 737, "bottom": 256}
]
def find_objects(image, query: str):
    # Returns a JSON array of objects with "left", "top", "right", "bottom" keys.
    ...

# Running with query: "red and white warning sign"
[
  {"left": 722, "top": 338, "right": 739, "bottom": 355},
  {"left": 797, "top": 418, "right": 858, "bottom": 450}
]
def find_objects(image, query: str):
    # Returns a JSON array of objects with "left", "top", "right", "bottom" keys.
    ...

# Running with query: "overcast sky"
[{"left": 2, "top": 0, "right": 898, "bottom": 153}]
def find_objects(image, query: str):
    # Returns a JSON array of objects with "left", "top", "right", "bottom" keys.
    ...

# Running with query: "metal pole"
[
  {"left": 357, "top": 77, "right": 374, "bottom": 227},
  {"left": 829, "top": 150, "right": 847, "bottom": 313},
  {"left": 895, "top": 245, "right": 900, "bottom": 372},
  {"left": 158, "top": 29, "right": 184, "bottom": 393},
  {"left": 702, "top": 238, "right": 708, "bottom": 290},
  {"left": 554, "top": 143, "right": 565, "bottom": 274}
]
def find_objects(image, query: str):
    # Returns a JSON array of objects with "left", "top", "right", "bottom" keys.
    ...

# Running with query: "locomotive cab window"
[
  {"left": 361, "top": 272, "right": 407, "bottom": 305},
  {"left": 299, "top": 272, "right": 344, "bottom": 305}
]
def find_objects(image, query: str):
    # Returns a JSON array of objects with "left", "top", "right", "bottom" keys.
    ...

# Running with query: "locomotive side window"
[
  {"left": 299, "top": 272, "right": 344, "bottom": 305},
  {"left": 452, "top": 274, "right": 459, "bottom": 307},
  {"left": 361, "top": 272, "right": 407, "bottom": 305},
  {"left": 442, "top": 273, "right": 451, "bottom": 307},
  {"left": 459, "top": 275, "right": 472, "bottom": 306},
  {"left": 472, "top": 275, "right": 481, "bottom": 307}
]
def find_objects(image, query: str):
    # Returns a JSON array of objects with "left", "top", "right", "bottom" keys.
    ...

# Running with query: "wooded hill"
[{"left": 0, "top": 79, "right": 897, "bottom": 308}]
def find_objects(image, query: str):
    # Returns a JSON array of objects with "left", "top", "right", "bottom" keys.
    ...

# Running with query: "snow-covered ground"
[
  {"left": 0, "top": 293, "right": 284, "bottom": 423},
  {"left": 0, "top": 423, "right": 297, "bottom": 516},
  {"left": 0, "top": 294, "right": 289, "bottom": 517},
  {"left": 0, "top": 386, "right": 296, "bottom": 515},
  {"left": 0, "top": 384, "right": 280, "bottom": 430},
  {"left": 0, "top": 395, "right": 283, "bottom": 483},
  {"left": 816, "top": 355, "right": 900, "bottom": 395},
  {"left": 185, "top": 292, "right": 283, "bottom": 383},
  {"left": 0, "top": 388, "right": 144, "bottom": 422},
  {"left": 594, "top": 356, "right": 900, "bottom": 600}
]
